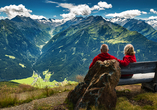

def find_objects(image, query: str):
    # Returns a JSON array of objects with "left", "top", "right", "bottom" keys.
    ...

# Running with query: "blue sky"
[{"left": 0, "top": 0, "right": 157, "bottom": 21}]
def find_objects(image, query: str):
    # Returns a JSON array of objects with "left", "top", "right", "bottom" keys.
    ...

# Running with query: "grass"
[
  {"left": 11, "top": 71, "right": 78, "bottom": 88},
  {"left": 0, "top": 81, "right": 77, "bottom": 109},
  {"left": 62, "top": 84, "right": 157, "bottom": 110},
  {"left": 1, "top": 77, "right": 157, "bottom": 110},
  {"left": 0, "top": 71, "right": 78, "bottom": 108},
  {"left": 1, "top": 81, "right": 157, "bottom": 110},
  {"left": 33, "top": 103, "right": 53, "bottom": 110},
  {"left": 116, "top": 97, "right": 142, "bottom": 110},
  {"left": 115, "top": 86, "right": 157, "bottom": 110},
  {"left": 11, "top": 77, "right": 34, "bottom": 85}
]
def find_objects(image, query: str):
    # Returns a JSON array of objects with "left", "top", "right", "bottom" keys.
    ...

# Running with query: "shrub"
[
  {"left": 76, "top": 75, "right": 84, "bottom": 83},
  {"left": 18, "top": 84, "right": 35, "bottom": 92}
]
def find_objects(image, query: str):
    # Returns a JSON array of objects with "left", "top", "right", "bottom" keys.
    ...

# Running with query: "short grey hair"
[{"left": 100, "top": 44, "right": 109, "bottom": 52}]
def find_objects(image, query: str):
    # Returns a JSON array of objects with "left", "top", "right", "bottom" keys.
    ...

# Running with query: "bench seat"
[{"left": 118, "top": 73, "right": 155, "bottom": 85}]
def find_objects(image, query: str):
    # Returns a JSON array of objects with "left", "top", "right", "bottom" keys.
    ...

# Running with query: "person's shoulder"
[
  {"left": 125, "top": 54, "right": 136, "bottom": 57},
  {"left": 124, "top": 55, "right": 132, "bottom": 57}
]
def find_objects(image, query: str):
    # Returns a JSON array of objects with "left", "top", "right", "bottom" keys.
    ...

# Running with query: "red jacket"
[
  {"left": 118, "top": 54, "right": 136, "bottom": 77},
  {"left": 89, "top": 53, "right": 118, "bottom": 69}
]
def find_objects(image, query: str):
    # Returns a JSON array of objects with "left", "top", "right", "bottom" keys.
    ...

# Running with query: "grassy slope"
[
  {"left": 11, "top": 71, "right": 78, "bottom": 88},
  {"left": 1, "top": 81, "right": 156, "bottom": 110},
  {"left": 0, "top": 81, "right": 77, "bottom": 109}
]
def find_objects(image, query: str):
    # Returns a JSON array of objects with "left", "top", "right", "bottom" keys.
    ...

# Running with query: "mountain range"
[
  {"left": 145, "top": 19, "right": 157, "bottom": 30},
  {"left": 33, "top": 16, "right": 157, "bottom": 81},
  {"left": 108, "top": 17, "right": 157, "bottom": 42},
  {"left": 0, "top": 15, "right": 157, "bottom": 81},
  {"left": 0, "top": 15, "right": 57, "bottom": 81}
]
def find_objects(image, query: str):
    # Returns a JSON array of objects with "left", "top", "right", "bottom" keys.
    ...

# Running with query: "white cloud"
[
  {"left": 150, "top": 9, "right": 157, "bottom": 14},
  {"left": 148, "top": 16, "right": 157, "bottom": 19},
  {"left": 46, "top": 0, "right": 74, "bottom": 9},
  {"left": 59, "top": 3, "right": 75, "bottom": 9},
  {"left": 30, "top": 14, "right": 46, "bottom": 19},
  {"left": 71, "top": 4, "right": 91, "bottom": 16},
  {"left": 106, "top": 10, "right": 145, "bottom": 18},
  {"left": 91, "top": 1, "right": 112, "bottom": 11},
  {"left": 98, "top": 1, "right": 112, "bottom": 9},
  {"left": 46, "top": 0, "right": 112, "bottom": 20},
  {"left": 0, "top": 16, "right": 6, "bottom": 19},
  {"left": 142, "top": 11, "right": 147, "bottom": 14},
  {"left": 51, "top": 18, "right": 64, "bottom": 23},
  {"left": 60, "top": 13, "right": 75, "bottom": 20},
  {"left": 0, "top": 4, "right": 46, "bottom": 19},
  {"left": 0, "top": 4, "right": 31, "bottom": 19},
  {"left": 92, "top": 5, "right": 100, "bottom": 10}
]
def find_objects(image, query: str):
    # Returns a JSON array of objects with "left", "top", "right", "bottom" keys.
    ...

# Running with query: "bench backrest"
[{"left": 121, "top": 61, "right": 157, "bottom": 75}]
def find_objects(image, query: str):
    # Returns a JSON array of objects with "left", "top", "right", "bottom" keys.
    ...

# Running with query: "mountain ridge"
[
  {"left": 1, "top": 15, "right": 157, "bottom": 82},
  {"left": 0, "top": 15, "right": 61, "bottom": 81},
  {"left": 108, "top": 17, "right": 157, "bottom": 42}
]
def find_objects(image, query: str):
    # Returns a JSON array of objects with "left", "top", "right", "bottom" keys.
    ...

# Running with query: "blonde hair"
[
  {"left": 124, "top": 44, "right": 135, "bottom": 55},
  {"left": 100, "top": 44, "right": 109, "bottom": 53}
]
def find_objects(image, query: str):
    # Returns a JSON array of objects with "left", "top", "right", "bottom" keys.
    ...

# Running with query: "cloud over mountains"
[
  {"left": 0, "top": 0, "right": 157, "bottom": 22},
  {"left": 106, "top": 10, "right": 147, "bottom": 18},
  {"left": 0, "top": 4, "right": 46, "bottom": 19},
  {"left": 46, "top": 0, "right": 112, "bottom": 20}
]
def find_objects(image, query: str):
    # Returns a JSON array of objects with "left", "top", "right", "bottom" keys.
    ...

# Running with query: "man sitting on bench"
[
  {"left": 89, "top": 44, "right": 118, "bottom": 69},
  {"left": 118, "top": 44, "right": 137, "bottom": 78}
]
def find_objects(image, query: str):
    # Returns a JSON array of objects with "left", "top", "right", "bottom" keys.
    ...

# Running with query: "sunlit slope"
[
  {"left": 110, "top": 17, "right": 157, "bottom": 42},
  {"left": 121, "top": 19, "right": 155, "bottom": 37},
  {"left": 147, "top": 30, "right": 157, "bottom": 42},
  {"left": 123, "top": 19, "right": 157, "bottom": 42},
  {"left": 33, "top": 16, "right": 157, "bottom": 81}
]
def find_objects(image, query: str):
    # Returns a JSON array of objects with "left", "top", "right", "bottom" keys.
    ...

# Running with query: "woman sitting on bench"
[{"left": 118, "top": 44, "right": 137, "bottom": 78}]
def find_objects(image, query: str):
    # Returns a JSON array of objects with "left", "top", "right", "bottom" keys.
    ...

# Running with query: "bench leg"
[
  {"left": 142, "top": 82, "right": 157, "bottom": 92},
  {"left": 143, "top": 66, "right": 157, "bottom": 92},
  {"left": 153, "top": 67, "right": 157, "bottom": 83}
]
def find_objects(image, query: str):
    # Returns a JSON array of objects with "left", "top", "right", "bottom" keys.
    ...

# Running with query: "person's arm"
[
  {"left": 118, "top": 57, "right": 130, "bottom": 67},
  {"left": 89, "top": 57, "right": 97, "bottom": 69},
  {"left": 110, "top": 55, "right": 118, "bottom": 61}
]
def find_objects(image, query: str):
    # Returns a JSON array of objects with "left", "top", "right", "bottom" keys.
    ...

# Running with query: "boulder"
[{"left": 67, "top": 59, "right": 121, "bottom": 110}]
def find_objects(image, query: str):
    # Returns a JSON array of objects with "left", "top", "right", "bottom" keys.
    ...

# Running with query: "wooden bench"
[{"left": 118, "top": 61, "right": 157, "bottom": 92}]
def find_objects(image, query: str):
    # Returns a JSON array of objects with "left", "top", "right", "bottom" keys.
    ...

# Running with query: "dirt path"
[
  {"left": 116, "top": 84, "right": 142, "bottom": 92},
  {"left": 1, "top": 84, "right": 144, "bottom": 110},
  {"left": 1, "top": 91, "right": 69, "bottom": 110}
]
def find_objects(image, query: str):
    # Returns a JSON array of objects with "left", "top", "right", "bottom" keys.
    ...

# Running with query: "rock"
[{"left": 67, "top": 59, "right": 121, "bottom": 110}]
